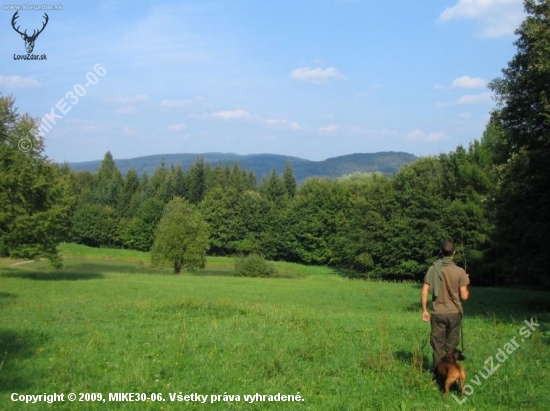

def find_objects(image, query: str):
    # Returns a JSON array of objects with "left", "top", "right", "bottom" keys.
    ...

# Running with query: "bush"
[{"left": 234, "top": 254, "right": 277, "bottom": 278}]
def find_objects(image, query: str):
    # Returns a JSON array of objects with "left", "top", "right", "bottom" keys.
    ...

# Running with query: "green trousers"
[{"left": 430, "top": 313, "right": 462, "bottom": 370}]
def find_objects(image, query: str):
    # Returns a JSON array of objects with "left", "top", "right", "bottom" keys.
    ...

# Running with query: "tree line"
[
  {"left": 1, "top": 0, "right": 549, "bottom": 286},
  {"left": 65, "top": 143, "right": 496, "bottom": 280}
]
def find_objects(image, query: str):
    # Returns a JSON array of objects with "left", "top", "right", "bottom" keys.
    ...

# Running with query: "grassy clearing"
[
  {"left": 0, "top": 246, "right": 549, "bottom": 410},
  {"left": 56, "top": 244, "right": 332, "bottom": 279}
]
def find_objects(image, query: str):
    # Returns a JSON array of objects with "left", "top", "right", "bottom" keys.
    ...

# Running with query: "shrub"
[{"left": 234, "top": 254, "right": 277, "bottom": 278}]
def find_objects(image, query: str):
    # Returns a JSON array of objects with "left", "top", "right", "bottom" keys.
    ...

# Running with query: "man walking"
[{"left": 421, "top": 241, "right": 470, "bottom": 374}]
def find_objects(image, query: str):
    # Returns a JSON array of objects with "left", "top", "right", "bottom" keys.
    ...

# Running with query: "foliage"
[
  {"left": 70, "top": 203, "right": 119, "bottom": 248},
  {"left": 93, "top": 151, "right": 122, "bottom": 207},
  {"left": 120, "top": 197, "right": 164, "bottom": 251},
  {"left": 234, "top": 253, "right": 277, "bottom": 277},
  {"left": 0, "top": 95, "right": 74, "bottom": 267},
  {"left": 14, "top": 6, "right": 550, "bottom": 286},
  {"left": 487, "top": 0, "right": 550, "bottom": 285},
  {"left": 151, "top": 197, "right": 210, "bottom": 274},
  {"left": 59, "top": 143, "right": 500, "bottom": 282},
  {"left": 69, "top": 151, "right": 418, "bottom": 181}
]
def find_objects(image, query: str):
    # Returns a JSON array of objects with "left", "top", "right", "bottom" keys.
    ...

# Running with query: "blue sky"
[{"left": 1, "top": 0, "right": 525, "bottom": 163}]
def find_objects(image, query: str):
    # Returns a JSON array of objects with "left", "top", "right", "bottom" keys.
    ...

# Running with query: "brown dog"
[{"left": 436, "top": 348, "right": 466, "bottom": 396}]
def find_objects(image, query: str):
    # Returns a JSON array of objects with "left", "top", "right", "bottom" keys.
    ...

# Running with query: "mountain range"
[{"left": 69, "top": 151, "right": 418, "bottom": 182}]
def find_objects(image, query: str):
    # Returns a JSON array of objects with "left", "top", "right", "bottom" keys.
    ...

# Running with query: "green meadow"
[{"left": 1, "top": 245, "right": 549, "bottom": 410}]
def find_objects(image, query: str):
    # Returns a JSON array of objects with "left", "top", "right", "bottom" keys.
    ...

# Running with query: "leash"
[
  {"left": 421, "top": 329, "right": 431, "bottom": 352},
  {"left": 460, "top": 314, "right": 465, "bottom": 353},
  {"left": 461, "top": 244, "right": 466, "bottom": 354}
]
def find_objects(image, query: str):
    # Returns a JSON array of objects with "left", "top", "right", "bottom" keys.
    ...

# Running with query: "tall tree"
[
  {"left": 94, "top": 151, "right": 123, "bottom": 207},
  {"left": 488, "top": 0, "right": 550, "bottom": 284},
  {"left": 118, "top": 168, "right": 140, "bottom": 218},
  {"left": 187, "top": 157, "right": 207, "bottom": 204},
  {"left": 261, "top": 168, "right": 286, "bottom": 204},
  {"left": 281, "top": 160, "right": 297, "bottom": 198},
  {"left": 0, "top": 95, "right": 74, "bottom": 267},
  {"left": 151, "top": 197, "right": 210, "bottom": 274}
]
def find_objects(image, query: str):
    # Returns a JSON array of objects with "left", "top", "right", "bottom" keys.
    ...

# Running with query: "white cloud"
[
  {"left": 436, "top": 91, "right": 493, "bottom": 108},
  {"left": 210, "top": 109, "right": 303, "bottom": 131},
  {"left": 435, "top": 76, "right": 487, "bottom": 90},
  {"left": 0, "top": 75, "right": 40, "bottom": 88},
  {"left": 265, "top": 118, "right": 302, "bottom": 130},
  {"left": 456, "top": 91, "right": 493, "bottom": 104},
  {"left": 212, "top": 109, "right": 253, "bottom": 120},
  {"left": 161, "top": 99, "right": 192, "bottom": 109},
  {"left": 166, "top": 123, "right": 186, "bottom": 132},
  {"left": 63, "top": 119, "right": 104, "bottom": 133},
  {"left": 290, "top": 67, "right": 346, "bottom": 83},
  {"left": 107, "top": 94, "right": 148, "bottom": 104},
  {"left": 451, "top": 75, "right": 486, "bottom": 89},
  {"left": 406, "top": 129, "right": 446, "bottom": 142},
  {"left": 319, "top": 124, "right": 341, "bottom": 133},
  {"left": 116, "top": 106, "right": 140, "bottom": 115},
  {"left": 438, "top": 0, "right": 525, "bottom": 38}
]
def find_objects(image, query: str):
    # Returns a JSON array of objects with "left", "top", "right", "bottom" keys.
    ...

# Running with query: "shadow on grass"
[
  {"left": 395, "top": 350, "right": 432, "bottom": 372},
  {"left": 0, "top": 329, "right": 48, "bottom": 392},
  {"left": 2, "top": 269, "right": 103, "bottom": 281},
  {"left": 405, "top": 285, "right": 550, "bottom": 322},
  {"left": 189, "top": 269, "right": 305, "bottom": 279},
  {"left": 0, "top": 262, "right": 167, "bottom": 280},
  {"left": 0, "top": 292, "right": 17, "bottom": 309}
]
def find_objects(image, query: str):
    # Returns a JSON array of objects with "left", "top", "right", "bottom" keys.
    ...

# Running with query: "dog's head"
[{"left": 449, "top": 348, "right": 465, "bottom": 362}]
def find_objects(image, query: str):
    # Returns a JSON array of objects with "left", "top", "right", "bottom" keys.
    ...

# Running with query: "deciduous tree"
[
  {"left": 488, "top": 0, "right": 550, "bottom": 284},
  {"left": 151, "top": 197, "right": 209, "bottom": 274}
]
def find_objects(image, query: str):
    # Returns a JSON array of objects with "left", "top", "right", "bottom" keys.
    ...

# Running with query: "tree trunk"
[{"left": 174, "top": 261, "right": 181, "bottom": 274}]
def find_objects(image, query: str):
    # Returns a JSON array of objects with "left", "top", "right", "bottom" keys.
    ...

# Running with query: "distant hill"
[{"left": 68, "top": 152, "right": 418, "bottom": 182}]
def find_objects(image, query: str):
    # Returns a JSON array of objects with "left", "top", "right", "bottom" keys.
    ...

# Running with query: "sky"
[{"left": 0, "top": 0, "right": 526, "bottom": 163}]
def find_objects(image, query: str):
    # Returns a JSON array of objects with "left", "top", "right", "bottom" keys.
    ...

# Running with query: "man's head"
[{"left": 441, "top": 241, "right": 456, "bottom": 257}]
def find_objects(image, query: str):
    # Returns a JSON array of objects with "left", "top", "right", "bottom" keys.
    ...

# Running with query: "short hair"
[{"left": 441, "top": 241, "right": 455, "bottom": 256}]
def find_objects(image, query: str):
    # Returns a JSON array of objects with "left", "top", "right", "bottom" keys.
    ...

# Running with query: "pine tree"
[{"left": 282, "top": 160, "right": 297, "bottom": 198}]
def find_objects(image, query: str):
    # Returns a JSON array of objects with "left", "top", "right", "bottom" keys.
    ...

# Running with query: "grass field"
[{"left": 1, "top": 245, "right": 549, "bottom": 410}]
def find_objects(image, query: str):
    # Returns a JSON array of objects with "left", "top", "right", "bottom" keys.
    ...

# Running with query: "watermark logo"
[
  {"left": 11, "top": 11, "right": 48, "bottom": 53},
  {"left": 452, "top": 317, "right": 540, "bottom": 405},
  {"left": 19, "top": 64, "right": 107, "bottom": 153}
]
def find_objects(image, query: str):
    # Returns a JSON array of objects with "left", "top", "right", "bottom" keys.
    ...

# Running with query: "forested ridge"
[
  {"left": 2, "top": 0, "right": 550, "bottom": 287},
  {"left": 69, "top": 151, "right": 418, "bottom": 182}
]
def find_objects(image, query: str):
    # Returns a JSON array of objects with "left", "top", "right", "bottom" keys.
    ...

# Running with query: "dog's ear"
[{"left": 453, "top": 349, "right": 465, "bottom": 361}]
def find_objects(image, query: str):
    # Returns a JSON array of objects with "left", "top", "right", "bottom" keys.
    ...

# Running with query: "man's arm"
[
  {"left": 460, "top": 273, "right": 470, "bottom": 300},
  {"left": 460, "top": 285, "right": 469, "bottom": 300},
  {"left": 421, "top": 283, "right": 430, "bottom": 322}
]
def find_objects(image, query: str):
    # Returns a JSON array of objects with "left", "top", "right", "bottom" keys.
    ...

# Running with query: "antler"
[
  {"left": 11, "top": 12, "right": 49, "bottom": 40},
  {"left": 29, "top": 13, "right": 49, "bottom": 40},
  {"left": 11, "top": 11, "right": 26, "bottom": 37}
]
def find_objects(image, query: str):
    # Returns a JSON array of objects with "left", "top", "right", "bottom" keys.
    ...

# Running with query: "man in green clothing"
[{"left": 421, "top": 241, "right": 470, "bottom": 374}]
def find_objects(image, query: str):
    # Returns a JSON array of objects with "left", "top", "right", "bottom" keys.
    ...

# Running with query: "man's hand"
[
  {"left": 421, "top": 283, "right": 430, "bottom": 322},
  {"left": 467, "top": 274, "right": 470, "bottom": 285},
  {"left": 422, "top": 310, "right": 430, "bottom": 323}
]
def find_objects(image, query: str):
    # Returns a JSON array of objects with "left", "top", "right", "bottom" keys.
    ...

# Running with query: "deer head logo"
[{"left": 11, "top": 11, "right": 49, "bottom": 53}]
